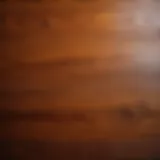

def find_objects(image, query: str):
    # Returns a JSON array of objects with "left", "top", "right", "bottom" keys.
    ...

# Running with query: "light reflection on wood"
[{"left": 0, "top": 1, "right": 160, "bottom": 159}]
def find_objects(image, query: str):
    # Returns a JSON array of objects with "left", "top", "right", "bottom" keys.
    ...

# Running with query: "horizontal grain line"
[{"left": 3, "top": 56, "right": 128, "bottom": 68}]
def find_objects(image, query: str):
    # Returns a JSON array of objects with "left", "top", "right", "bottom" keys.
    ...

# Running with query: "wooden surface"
[{"left": 0, "top": 0, "right": 160, "bottom": 159}]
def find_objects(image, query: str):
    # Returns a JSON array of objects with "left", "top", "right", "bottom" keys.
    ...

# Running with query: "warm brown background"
[{"left": 0, "top": 0, "right": 160, "bottom": 159}]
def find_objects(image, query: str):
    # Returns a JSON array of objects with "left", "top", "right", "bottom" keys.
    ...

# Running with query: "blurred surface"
[{"left": 0, "top": 0, "right": 160, "bottom": 159}]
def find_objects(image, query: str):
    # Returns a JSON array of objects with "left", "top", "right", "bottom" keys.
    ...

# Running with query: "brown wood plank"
[{"left": 0, "top": 0, "right": 160, "bottom": 159}]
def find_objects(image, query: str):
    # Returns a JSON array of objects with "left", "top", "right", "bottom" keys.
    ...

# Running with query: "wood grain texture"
[{"left": 0, "top": 0, "right": 160, "bottom": 159}]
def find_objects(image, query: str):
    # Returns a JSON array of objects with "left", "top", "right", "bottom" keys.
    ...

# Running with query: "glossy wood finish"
[{"left": 0, "top": 0, "right": 160, "bottom": 159}]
